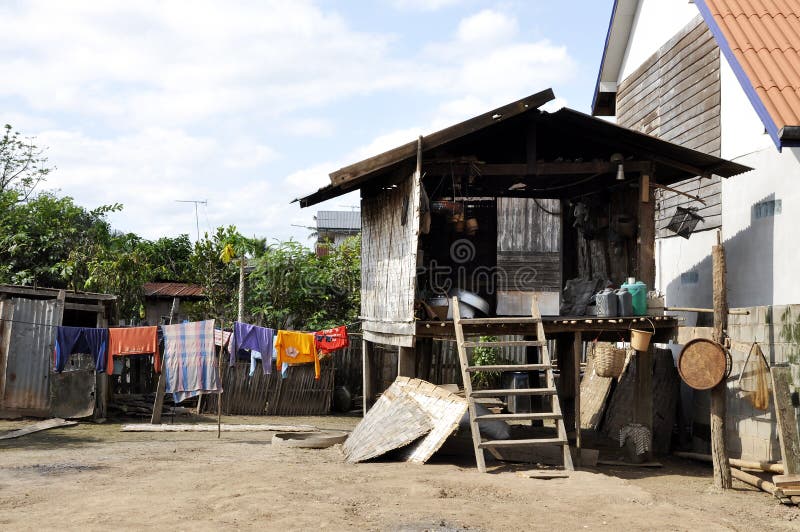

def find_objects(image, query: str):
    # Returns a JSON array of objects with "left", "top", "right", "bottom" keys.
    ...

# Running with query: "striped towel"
[{"left": 162, "top": 320, "right": 222, "bottom": 403}]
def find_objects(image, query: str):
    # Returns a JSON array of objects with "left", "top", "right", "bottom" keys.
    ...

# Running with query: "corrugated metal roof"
[
  {"left": 697, "top": 0, "right": 800, "bottom": 147},
  {"left": 1, "top": 298, "right": 59, "bottom": 416},
  {"left": 316, "top": 211, "right": 361, "bottom": 231},
  {"left": 142, "top": 282, "right": 205, "bottom": 299}
]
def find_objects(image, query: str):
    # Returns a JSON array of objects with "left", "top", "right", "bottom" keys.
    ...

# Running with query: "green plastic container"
[{"left": 621, "top": 280, "right": 647, "bottom": 316}]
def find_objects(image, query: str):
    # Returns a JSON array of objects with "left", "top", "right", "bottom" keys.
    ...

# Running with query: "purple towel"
[
  {"left": 54, "top": 326, "right": 108, "bottom": 373},
  {"left": 231, "top": 321, "right": 274, "bottom": 374}
]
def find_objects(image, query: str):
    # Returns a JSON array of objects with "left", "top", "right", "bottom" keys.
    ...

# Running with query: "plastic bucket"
[{"left": 630, "top": 318, "right": 655, "bottom": 352}]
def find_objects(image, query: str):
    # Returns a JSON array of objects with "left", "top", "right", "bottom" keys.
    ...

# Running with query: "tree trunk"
[
  {"left": 238, "top": 257, "right": 245, "bottom": 323},
  {"left": 711, "top": 230, "right": 732, "bottom": 489}
]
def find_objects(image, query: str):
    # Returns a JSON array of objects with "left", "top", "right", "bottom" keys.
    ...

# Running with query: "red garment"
[
  {"left": 314, "top": 325, "right": 349, "bottom": 355},
  {"left": 107, "top": 326, "right": 160, "bottom": 374}
]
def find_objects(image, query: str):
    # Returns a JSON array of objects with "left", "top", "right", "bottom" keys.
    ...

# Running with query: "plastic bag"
[{"left": 738, "top": 342, "right": 770, "bottom": 411}]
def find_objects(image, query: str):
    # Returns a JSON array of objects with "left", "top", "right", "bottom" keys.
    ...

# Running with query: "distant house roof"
[
  {"left": 696, "top": 0, "right": 800, "bottom": 149},
  {"left": 593, "top": 0, "right": 800, "bottom": 149},
  {"left": 316, "top": 210, "right": 361, "bottom": 231},
  {"left": 142, "top": 282, "right": 205, "bottom": 299}
]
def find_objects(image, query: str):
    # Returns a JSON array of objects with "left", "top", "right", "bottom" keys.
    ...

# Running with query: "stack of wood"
[{"left": 108, "top": 394, "right": 196, "bottom": 418}]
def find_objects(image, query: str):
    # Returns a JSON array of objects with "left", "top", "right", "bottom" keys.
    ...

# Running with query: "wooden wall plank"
[{"left": 617, "top": 16, "right": 722, "bottom": 239}]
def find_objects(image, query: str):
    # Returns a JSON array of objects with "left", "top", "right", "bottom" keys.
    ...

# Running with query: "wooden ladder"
[{"left": 453, "top": 296, "right": 574, "bottom": 473}]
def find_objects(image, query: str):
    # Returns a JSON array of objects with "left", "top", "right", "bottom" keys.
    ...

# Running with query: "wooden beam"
[
  {"left": 423, "top": 160, "right": 653, "bottom": 177},
  {"left": 573, "top": 331, "right": 582, "bottom": 466},
  {"left": 64, "top": 302, "right": 105, "bottom": 313},
  {"left": 362, "top": 339, "right": 374, "bottom": 414},
  {"left": 151, "top": 297, "right": 180, "bottom": 424},
  {"left": 711, "top": 229, "right": 732, "bottom": 489},
  {"left": 526, "top": 117, "right": 537, "bottom": 174},
  {"left": 637, "top": 173, "right": 656, "bottom": 287},
  {"left": 771, "top": 366, "right": 800, "bottom": 476},
  {"left": 0, "top": 301, "right": 14, "bottom": 405}
]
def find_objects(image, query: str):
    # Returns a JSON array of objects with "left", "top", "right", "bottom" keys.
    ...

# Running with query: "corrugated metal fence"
[{"left": 1, "top": 298, "right": 60, "bottom": 416}]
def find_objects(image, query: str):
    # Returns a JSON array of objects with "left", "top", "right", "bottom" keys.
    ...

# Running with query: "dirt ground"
[{"left": 0, "top": 415, "right": 798, "bottom": 531}]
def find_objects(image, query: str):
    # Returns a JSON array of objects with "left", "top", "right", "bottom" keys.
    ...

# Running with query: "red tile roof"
[
  {"left": 700, "top": 0, "right": 800, "bottom": 143},
  {"left": 142, "top": 282, "right": 205, "bottom": 299}
]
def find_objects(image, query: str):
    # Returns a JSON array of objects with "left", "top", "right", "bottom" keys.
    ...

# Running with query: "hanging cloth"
[
  {"left": 738, "top": 342, "right": 771, "bottom": 411},
  {"left": 231, "top": 321, "right": 275, "bottom": 374},
  {"left": 314, "top": 325, "right": 349, "bottom": 356},
  {"left": 106, "top": 326, "right": 160, "bottom": 375},
  {"left": 161, "top": 319, "right": 221, "bottom": 403},
  {"left": 275, "top": 330, "right": 320, "bottom": 379},
  {"left": 54, "top": 326, "right": 108, "bottom": 373}
]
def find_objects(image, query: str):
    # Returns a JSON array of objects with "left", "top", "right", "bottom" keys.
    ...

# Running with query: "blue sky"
[{"left": 1, "top": 0, "right": 613, "bottom": 243}]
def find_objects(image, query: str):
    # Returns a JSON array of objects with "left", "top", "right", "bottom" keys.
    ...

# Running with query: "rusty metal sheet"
[
  {"left": 1, "top": 298, "right": 60, "bottom": 417},
  {"left": 50, "top": 365, "right": 96, "bottom": 419}
]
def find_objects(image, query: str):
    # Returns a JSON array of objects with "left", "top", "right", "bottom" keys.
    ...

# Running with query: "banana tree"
[{"left": 220, "top": 234, "right": 266, "bottom": 323}]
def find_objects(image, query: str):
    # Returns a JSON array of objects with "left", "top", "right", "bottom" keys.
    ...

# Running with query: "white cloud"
[
  {"left": 389, "top": 0, "right": 462, "bottom": 11},
  {"left": 285, "top": 118, "right": 335, "bottom": 137},
  {"left": 0, "top": 2, "right": 580, "bottom": 243}
]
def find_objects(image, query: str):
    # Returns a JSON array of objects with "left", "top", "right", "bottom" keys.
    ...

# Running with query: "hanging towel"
[
  {"left": 275, "top": 330, "right": 320, "bottom": 379},
  {"left": 107, "top": 326, "right": 160, "bottom": 375},
  {"left": 314, "top": 325, "right": 349, "bottom": 355},
  {"left": 161, "top": 319, "right": 221, "bottom": 403},
  {"left": 249, "top": 351, "right": 262, "bottom": 377},
  {"left": 54, "top": 326, "right": 108, "bottom": 373},
  {"left": 231, "top": 321, "right": 275, "bottom": 374}
]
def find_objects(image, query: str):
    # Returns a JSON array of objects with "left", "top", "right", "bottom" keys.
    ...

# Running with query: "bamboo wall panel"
[
  {"left": 616, "top": 15, "right": 722, "bottom": 238},
  {"left": 361, "top": 170, "right": 421, "bottom": 347},
  {"left": 201, "top": 360, "right": 334, "bottom": 416}
]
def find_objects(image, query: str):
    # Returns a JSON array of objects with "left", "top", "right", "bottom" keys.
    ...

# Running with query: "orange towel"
[
  {"left": 275, "top": 330, "right": 320, "bottom": 379},
  {"left": 107, "top": 326, "right": 160, "bottom": 374}
]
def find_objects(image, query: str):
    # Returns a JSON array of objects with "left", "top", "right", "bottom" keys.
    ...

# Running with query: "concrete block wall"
[{"left": 725, "top": 304, "right": 800, "bottom": 462}]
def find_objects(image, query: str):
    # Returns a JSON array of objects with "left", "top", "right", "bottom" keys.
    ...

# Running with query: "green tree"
[
  {"left": 0, "top": 124, "right": 53, "bottom": 200},
  {"left": 247, "top": 235, "right": 360, "bottom": 330},
  {"left": 0, "top": 191, "right": 120, "bottom": 287}
]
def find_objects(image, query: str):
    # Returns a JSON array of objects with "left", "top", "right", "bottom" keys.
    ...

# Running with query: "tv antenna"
[{"left": 176, "top": 199, "right": 208, "bottom": 241}]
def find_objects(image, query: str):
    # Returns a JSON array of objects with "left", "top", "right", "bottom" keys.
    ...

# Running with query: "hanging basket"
[
  {"left": 594, "top": 342, "right": 626, "bottom": 378},
  {"left": 630, "top": 318, "right": 655, "bottom": 352}
]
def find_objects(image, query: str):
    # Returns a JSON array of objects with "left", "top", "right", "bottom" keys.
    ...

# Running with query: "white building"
[{"left": 593, "top": 0, "right": 800, "bottom": 313}]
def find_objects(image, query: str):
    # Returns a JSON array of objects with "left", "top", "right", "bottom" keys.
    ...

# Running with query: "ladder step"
[
  {"left": 471, "top": 387, "right": 557, "bottom": 398},
  {"left": 479, "top": 437, "right": 567, "bottom": 448},
  {"left": 462, "top": 340, "right": 546, "bottom": 348},
  {"left": 474, "top": 412, "right": 562, "bottom": 421},
  {"left": 466, "top": 364, "right": 550, "bottom": 372},
  {"left": 458, "top": 317, "right": 541, "bottom": 325}
]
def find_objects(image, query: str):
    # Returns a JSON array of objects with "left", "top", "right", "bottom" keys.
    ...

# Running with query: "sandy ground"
[{"left": 0, "top": 415, "right": 798, "bottom": 531}]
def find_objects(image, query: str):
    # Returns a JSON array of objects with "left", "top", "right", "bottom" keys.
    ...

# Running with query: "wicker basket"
[{"left": 594, "top": 342, "right": 626, "bottom": 378}]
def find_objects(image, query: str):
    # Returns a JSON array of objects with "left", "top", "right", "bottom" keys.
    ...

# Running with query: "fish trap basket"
[{"left": 594, "top": 342, "right": 626, "bottom": 378}]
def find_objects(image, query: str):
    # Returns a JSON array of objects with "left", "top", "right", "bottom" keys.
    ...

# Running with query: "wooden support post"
[
  {"left": 633, "top": 345, "right": 654, "bottom": 443},
  {"left": 415, "top": 338, "right": 433, "bottom": 382},
  {"left": 711, "top": 229, "right": 732, "bottom": 489},
  {"left": 0, "top": 301, "right": 15, "bottom": 404},
  {"left": 362, "top": 339, "right": 375, "bottom": 414},
  {"left": 95, "top": 311, "right": 109, "bottom": 420},
  {"left": 151, "top": 297, "right": 181, "bottom": 424},
  {"left": 771, "top": 366, "right": 800, "bottom": 476},
  {"left": 398, "top": 346, "right": 417, "bottom": 378},
  {"left": 574, "top": 332, "right": 582, "bottom": 466},
  {"left": 637, "top": 173, "right": 656, "bottom": 287},
  {"left": 556, "top": 334, "right": 576, "bottom": 434}
]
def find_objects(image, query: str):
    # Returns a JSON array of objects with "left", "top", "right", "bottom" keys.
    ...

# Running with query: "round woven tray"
[
  {"left": 678, "top": 338, "right": 728, "bottom": 390},
  {"left": 271, "top": 431, "right": 348, "bottom": 449}
]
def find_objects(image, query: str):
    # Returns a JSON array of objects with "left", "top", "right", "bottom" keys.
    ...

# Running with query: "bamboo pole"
[
  {"left": 731, "top": 467, "right": 779, "bottom": 496},
  {"left": 674, "top": 451, "right": 785, "bottom": 474},
  {"left": 711, "top": 229, "right": 732, "bottom": 489}
]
